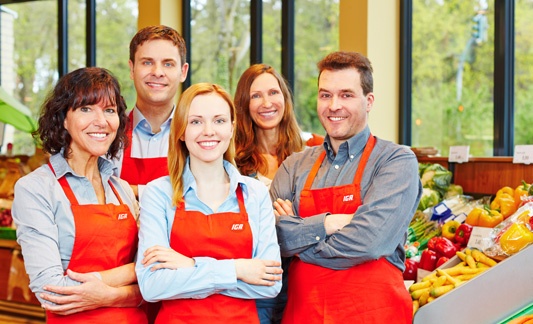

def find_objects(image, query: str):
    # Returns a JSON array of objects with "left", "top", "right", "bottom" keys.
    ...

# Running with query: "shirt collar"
[
  {"left": 131, "top": 105, "right": 176, "bottom": 134},
  {"left": 182, "top": 158, "right": 247, "bottom": 195},
  {"left": 49, "top": 149, "right": 116, "bottom": 181},
  {"left": 323, "top": 126, "right": 371, "bottom": 161}
]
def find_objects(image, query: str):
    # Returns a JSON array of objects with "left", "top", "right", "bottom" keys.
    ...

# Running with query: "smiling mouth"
[
  {"left": 259, "top": 111, "right": 277, "bottom": 117},
  {"left": 328, "top": 116, "right": 347, "bottom": 121},
  {"left": 88, "top": 133, "right": 108, "bottom": 138},
  {"left": 146, "top": 82, "right": 167, "bottom": 88},
  {"left": 199, "top": 141, "right": 218, "bottom": 148}
]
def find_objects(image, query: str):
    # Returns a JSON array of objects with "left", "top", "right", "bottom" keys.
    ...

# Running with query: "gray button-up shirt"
[{"left": 270, "top": 127, "right": 422, "bottom": 272}]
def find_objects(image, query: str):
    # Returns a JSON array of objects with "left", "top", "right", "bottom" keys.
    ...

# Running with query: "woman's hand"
[
  {"left": 234, "top": 259, "right": 282, "bottom": 286},
  {"left": 273, "top": 198, "right": 294, "bottom": 217},
  {"left": 142, "top": 245, "right": 195, "bottom": 271},
  {"left": 40, "top": 270, "right": 115, "bottom": 315}
]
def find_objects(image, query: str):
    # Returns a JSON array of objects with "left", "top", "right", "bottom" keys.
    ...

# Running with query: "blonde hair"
[{"left": 168, "top": 83, "right": 236, "bottom": 206}]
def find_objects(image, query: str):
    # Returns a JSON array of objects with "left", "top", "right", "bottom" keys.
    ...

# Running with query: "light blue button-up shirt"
[
  {"left": 12, "top": 152, "right": 139, "bottom": 304},
  {"left": 136, "top": 159, "right": 281, "bottom": 302}
]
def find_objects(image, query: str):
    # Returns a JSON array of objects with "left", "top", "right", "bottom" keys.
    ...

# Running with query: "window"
[{"left": 410, "top": 0, "right": 495, "bottom": 157}]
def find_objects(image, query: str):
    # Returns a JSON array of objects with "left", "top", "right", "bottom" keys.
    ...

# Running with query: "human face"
[
  {"left": 317, "top": 68, "right": 374, "bottom": 152},
  {"left": 63, "top": 101, "right": 119, "bottom": 160},
  {"left": 182, "top": 93, "right": 234, "bottom": 165},
  {"left": 129, "top": 39, "right": 189, "bottom": 110},
  {"left": 248, "top": 73, "right": 285, "bottom": 131}
]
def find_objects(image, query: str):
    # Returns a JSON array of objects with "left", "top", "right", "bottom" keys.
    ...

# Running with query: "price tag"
[
  {"left": 513, "top": 145, "right": 533, "bottom": 165},
  {"left": 467, "top": 226, "right": 493, "bottom": 250},
  {"left": 448, "top": 146, "right": 470, "bottom": 163}
]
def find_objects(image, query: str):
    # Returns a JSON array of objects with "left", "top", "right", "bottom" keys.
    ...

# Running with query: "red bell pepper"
[
  {"left": 419, "top": 249, "right": 438, "bottom": 271},
  {"left": 432, "top": 237, "right": 458, "bottom": 259},
  {"left": 455, "top": 223, "right": 473, "bottom": 247},
  {"left": 403, "top": 258, "right": 419, "bottom": 281},
  {"left": 436, "top": 256, "right": 449, "bottom": 268}
]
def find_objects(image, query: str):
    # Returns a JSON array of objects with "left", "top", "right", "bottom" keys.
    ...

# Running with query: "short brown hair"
[
  {"left": 317, "top": 51, "right": 373, "bottom": 95},
  {"left": 129, "top": 25, "right": 187, "bottom": 66},
  {"left": 36, "top": 67, "right": 128, "bottom": 160}
]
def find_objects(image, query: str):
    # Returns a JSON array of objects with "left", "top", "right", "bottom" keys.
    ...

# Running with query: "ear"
[
  {"left": 128, "top": 60, "right": 134, "bottom": 80},
  {"left": 365, "top": 92, "right": 375, "bottom": 112},
  {"left": 180, "top": 63, "right": 190, "bottom": 83}
]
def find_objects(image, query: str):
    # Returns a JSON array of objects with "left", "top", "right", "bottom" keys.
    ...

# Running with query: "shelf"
[{"left": 413, "top": 244, "right": 533, "bottom": 323}]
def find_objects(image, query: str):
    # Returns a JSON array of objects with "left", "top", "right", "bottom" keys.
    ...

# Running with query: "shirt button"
[
  {"left": 334, "top": 165, "right": 339, "bottom": 170},
  {"left": 350, "top": 155, "right": 354, "bottom": 159},
  {"left": 315, "top": 236, "right": 320, "bottom": 241}
]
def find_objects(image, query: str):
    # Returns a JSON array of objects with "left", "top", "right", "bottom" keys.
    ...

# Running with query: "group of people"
[{"left": 12, "top": 24, "right": 422, "bottom": 324}]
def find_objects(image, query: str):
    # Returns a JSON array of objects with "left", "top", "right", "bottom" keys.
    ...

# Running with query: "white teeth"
[
  {"left": 260, "top": 111, "right": 276, "bottom": 116},
  {"left": 329, "top": 117, "right": 345, "bottom": 121},
  {"left": 199, "top": 141, "right": 217, "bottom": 147},
  {"left": 88, "top": 133, "right": 107, "bottom": 138}
]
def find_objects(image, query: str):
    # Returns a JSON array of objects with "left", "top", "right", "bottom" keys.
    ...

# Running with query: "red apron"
[
  {"left": 120, "top": 114, "right": 168, "bottom": 185},
  {"left": 47, "top": 164, "right": 147, "bottom": 324},
  {"left": 282, "top": 135, "right": 412, "bottom": 324},
  {"left": 155, "top": 186, "right": 259, "bottom": 324}
]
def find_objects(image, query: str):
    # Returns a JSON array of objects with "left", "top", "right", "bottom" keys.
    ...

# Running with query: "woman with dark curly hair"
[{"left": 12, "top": 67, "right": 147, "bottom": 323}]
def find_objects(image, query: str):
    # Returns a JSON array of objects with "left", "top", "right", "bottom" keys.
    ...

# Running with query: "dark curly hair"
[{"left": 35, "top": 67, "right": 128, "bottom": 159}]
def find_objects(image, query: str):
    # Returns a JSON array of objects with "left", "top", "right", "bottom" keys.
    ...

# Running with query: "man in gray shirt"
[{"left": 271, "top": 51, "right": 422, "bottom": 324}]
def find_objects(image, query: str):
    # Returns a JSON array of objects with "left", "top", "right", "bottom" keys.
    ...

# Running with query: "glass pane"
[
  {"left": 96, "top": 0, "right": 138, "bottom": 109},
  {"left": 294, "top": 0, "right": 339, "bottom": 135},
  {"left": 514, "top": 0, "right": 533, "bottom": 146},
  {"left": 190, "top": 0, "right": 250, "bottom": 94},
  {"left": 411, "top": 0, "right": 494, "bottom": 157},
  {"left": 262, "top": 0, "right": 282, "bottom": 72},
  {"left": 2, "top": 1, "right": 58, "bottom": 155}
]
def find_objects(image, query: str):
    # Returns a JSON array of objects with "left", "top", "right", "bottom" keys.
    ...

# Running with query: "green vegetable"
[
  {"left": 418, "top": 188, "right": 441, "bottom": 211},
  {"left": 444, "top": 184, "right": 464, "bottom": 199},
  {"left": 419, "top": 163, "right": 453, "bottom": 197}
]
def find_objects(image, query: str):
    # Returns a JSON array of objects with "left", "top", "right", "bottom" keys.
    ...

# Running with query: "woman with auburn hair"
[
  {"left": 234, "top": 64, "right": 323, "bottom": 323},
  {"left": 234, "top": 64, "right": 307, "bottom": 188},
  {"left": 135, "top": 83, "right": 282, "bottom": 324}
]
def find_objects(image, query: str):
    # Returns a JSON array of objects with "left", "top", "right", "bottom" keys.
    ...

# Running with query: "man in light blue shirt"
[{"left": 114, "top": 25, "right": 189, "bottom": 199}]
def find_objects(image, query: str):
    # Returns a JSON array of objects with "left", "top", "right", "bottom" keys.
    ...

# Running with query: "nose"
[
  {"left": 329, "top": 95, "right": 341, "bottom": 111},
  {"left": 203, "top": 122, "right": 215, "bottom": 136},
  {"left": 262, "top": 97, "right": 272, "bottom": 108},
  {"left": 93, "top": 109, "right": 107, "bottom": 127},
  {"left": 151, "top": 62, "right": 164, "bottom": 77}
]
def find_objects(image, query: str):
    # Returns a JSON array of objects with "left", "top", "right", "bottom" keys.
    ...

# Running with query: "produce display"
[
  {"left": 405, "top": 166, "right": 533, "bottom": 319},
  {"left": 411, "top": 248, "right": 499, "bottom": 315}
]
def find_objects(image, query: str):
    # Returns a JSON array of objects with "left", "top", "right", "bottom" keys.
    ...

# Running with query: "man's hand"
[
  {"left": 324, "top": 213, "right": 354, "bottom": 235},
  {"left": 142, "top": 245, "right": 195, "bottom": 271},
  {"left": 40, "top": 270, "right": 114, "bottom": 315},
  {"left": 273, "top": 198, "right": 294, "bottom": 217},
  {"left": 234, "top": 259, "right": 282, "bottom": 286}
]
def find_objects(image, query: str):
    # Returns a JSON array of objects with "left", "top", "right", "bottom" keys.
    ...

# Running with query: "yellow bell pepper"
[
  {"left": 514, "top": 180, "right": 531, "bottom": 209},
  {"left": 466, "top": 206, "right": 504, "bottom": 228},
  {"left": 478, "top": 209, "right": 504, "bottom": 228},
  {"left": 499, "top": 223, "right": 533, "bottom": 255},
  {"left": 496, "top": 186, "right": 514, "bottom": 197},
  {"left": 490, "top": 192, "right": 516, "bottom": 219}
]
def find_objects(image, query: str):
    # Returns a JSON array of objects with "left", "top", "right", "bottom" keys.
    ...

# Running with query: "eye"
[
  {"left": 190, "top": 119, "right": 201, "bottom": 125},
  {"left": 105, "top": 107, "right": 117, "bottom": 114},
  {"left": 142, "top": 60, "right": 152, "bottom": 66},
  {"left": 341, "top": 93, "right": 354, "bottom": 98},
  {"left": 250, "top": 93, "right": 261, "bottom": 99},
  {"left": 319, "top": 92, "right": 331, "bottom": 99},
  {"left": 215, "top": 118, "right": 227, "bottom": 124},
  {"left": 270, "top": 90, "right": 280, "bottom": 96},
  {"left": 79, "top": 106, "right": 91, "bottom": 112},
  {"left": 164, "top": 62, "right": 175, "bottom": 67}
]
